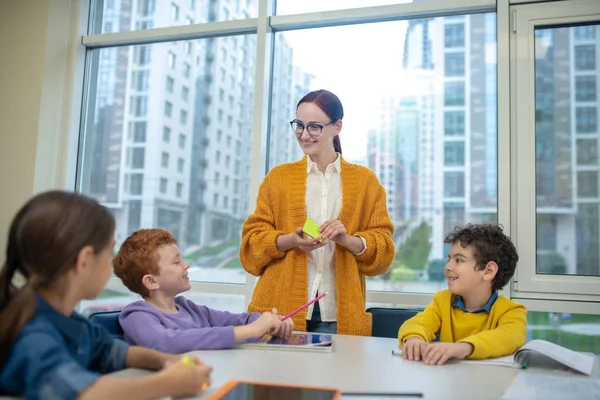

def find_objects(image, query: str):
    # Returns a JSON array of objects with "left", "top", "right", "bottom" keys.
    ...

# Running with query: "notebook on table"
[
  {"left": 463, "top": 339, "right": 596, "bottom": 375},
  {"left": 238, "top": 332, "right": 333, "bottom": 353}
]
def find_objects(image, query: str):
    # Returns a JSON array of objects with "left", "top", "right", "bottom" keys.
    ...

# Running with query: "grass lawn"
[
  {"left": 527, "top": 311, "right": 600, "bottom": 354},
  {"left": 528, "top": 311, "right": 600, "bottom": 325},
  {"left": 222, "top": 257, "right": 242, "bottom": 269},
  {"left": 186, "top": 238, "right": 241, "bottom": 262}
]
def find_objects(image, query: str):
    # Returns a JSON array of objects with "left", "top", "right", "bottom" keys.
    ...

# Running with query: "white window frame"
[{"left": 511, "top": 0, "right": 600, "bottom": 302}]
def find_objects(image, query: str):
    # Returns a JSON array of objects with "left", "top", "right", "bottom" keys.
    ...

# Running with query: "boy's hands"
[
  {"left": 160, "top": 356, "right": 212, "bottom": 398},
  {"left": 402, "top": 339, "right": 474, "bottom": 365},
  {"left": 402, "top": 337, "right": 428, "bottom": 361},
  {"left": 422, "top": 342, "right": 473, "bottom": 365},
  {"left": 250, "top": 308, "right": 284, "bottom": 337},
  {"left": 252, "top": 308, "right": 294, "bottom": 339},
  {"left": 270, "top": 310, "right": 294, "bottom": 340}
]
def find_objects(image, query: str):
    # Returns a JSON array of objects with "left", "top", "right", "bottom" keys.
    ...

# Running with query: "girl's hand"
[{"left": 160, "top": 357, "right": 212, "bottom": 397}]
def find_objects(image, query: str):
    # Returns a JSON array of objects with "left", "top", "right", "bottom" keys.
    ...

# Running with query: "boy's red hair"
[{"left": 113, "top": 229, "right": 177, "bottom": 297}]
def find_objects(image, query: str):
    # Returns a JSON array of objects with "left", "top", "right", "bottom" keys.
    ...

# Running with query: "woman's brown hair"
[{"left": 0, "top": 191, "right": 115, "bottom": 367}]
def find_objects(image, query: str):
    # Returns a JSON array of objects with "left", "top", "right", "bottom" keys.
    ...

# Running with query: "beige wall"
[
  {"left": 0, "top": 0, "right": 81, "bottom": 250},
  {"left": 0, "top": 0, "right": 51, "bottom": 250}
]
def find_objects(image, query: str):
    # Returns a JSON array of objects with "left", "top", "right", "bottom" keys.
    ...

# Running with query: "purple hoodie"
[{"left": 119, "top": 296, "right": 261, "bottom": 352}]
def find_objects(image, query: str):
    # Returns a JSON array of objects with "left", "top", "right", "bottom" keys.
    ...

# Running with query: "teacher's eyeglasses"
[{"left": 290, "top": 120, "right": 333, "bottom": 137}]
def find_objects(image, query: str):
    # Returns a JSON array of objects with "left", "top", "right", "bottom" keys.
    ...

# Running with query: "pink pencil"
[{"left": 280, "top": 292, "right": 328, "bottom": 321}]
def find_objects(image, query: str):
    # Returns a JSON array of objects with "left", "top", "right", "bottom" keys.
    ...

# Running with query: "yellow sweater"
[
  {"left": 398, "top": 290, "right": 527, "bottom": 359},
  {"left": 240, "top": 156, "right": 395, "bottom": 336}
]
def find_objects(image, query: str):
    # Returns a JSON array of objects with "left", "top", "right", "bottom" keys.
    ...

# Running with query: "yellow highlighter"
[
  {"left": 181, "top": 355, "right": 195, "bottom": 367},
  {"left": 181, "top": 356, "right": 208, "bottom": 391}
]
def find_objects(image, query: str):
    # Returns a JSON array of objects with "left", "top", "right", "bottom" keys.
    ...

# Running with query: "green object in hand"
[{"left": 302, "top": 218, "right": 321, "bottom": 238}]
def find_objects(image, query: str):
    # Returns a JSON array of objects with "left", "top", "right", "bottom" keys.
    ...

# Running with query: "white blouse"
[{"left": 305, "top": 154, "right": 366, "bottom": 322}]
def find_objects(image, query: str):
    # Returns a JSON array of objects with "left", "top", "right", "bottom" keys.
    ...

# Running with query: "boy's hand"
[
  {"left": 160, "top": 357, "right": 212, "bottom": 397},
  {"left": 422, "top": 342, "right": 473, "bottom": 365},
  {"left": 271, "top": 314, "right": 294, "bottom": 340},
  {"left": 402, "top": 337, "right": 428, "bottom": 361},
  {"left": 251, "top": 309, "right": 283, "bottom": 337}
]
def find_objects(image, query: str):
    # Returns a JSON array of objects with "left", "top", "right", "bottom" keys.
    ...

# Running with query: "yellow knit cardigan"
[{"left": 239, "top": 156, "right": 395, "bottom": 336}]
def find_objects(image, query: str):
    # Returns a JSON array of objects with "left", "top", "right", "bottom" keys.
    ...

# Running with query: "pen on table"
[
  {"left": 520, "top": 353, "right": 530, "bottom": 370},
  {"left": 392, "top": 349, "right": 402, "bottom": 356},
  {"left": 182, "top": 356, "right": 208, "bottom": 391}
]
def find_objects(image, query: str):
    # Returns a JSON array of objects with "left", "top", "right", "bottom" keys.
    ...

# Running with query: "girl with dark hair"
[
  {"left": 0, "top": 191, "right": 212, "bottom": 399},
  {"left": 240, "top": 90, "right": 395, "bottom": 336}
]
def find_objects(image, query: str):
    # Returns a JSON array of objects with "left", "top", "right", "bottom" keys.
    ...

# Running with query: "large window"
[
  {"left": 268, "top": 14, "right": 497, "bottom": 294},
  {"left": 532, "top": 24, "right": 600, "bottom": 278},
  {"left": 41, "top": 0, "right": 600, "bottom": 354},
  {"left": 513, "top": 0, "right": 600, "bottom": 312},
  {"left": 79, "top": 35, "right": 256, "bottom": 286}
]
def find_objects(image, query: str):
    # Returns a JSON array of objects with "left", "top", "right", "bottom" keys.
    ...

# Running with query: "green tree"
[
  {"left": 394, "top": 222, "right": 432, "bottom": 271},
  {"left": 537, "top": 252, "right": 568, "bottom": 275}
]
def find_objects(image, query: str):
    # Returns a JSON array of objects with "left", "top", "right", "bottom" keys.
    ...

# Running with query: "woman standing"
[{"left": 240, "top": 90, "right": 394, "bottom": 336}]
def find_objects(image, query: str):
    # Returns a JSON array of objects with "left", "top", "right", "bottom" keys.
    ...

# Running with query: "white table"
[{"left": 113, "top": 335, "right": 600, "bottom": 400}]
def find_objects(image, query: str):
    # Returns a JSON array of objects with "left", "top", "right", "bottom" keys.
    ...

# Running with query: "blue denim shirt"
[
  {"left": 0, "top": 295, "right": 129, "bottom": 399},
  {"left": 452, "top": 291, "right": 499, "bottom": 313}
]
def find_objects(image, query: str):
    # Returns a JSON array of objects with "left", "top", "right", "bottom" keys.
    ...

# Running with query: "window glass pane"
[
  {"left": 577, "top": 171, "right": 598, "bottom": 198},
  {"left": 444, "top": 23, "right": 465, "bottom": 48},
  {"left": 133, "top": 121, "right": 147, "bottom": 142},
  {"left": 78, "top": 35, "right": 256, "bottom": 284},
  {"left": 91, "top": 0, "right": 257, "bottom": 34},
  {"left": 534, "top": 24, "right": 600, "bottom": 277},
  {"left": 444, "top": 171, "right": 465, "bottom": 197},
  {"left": 576, "top": 107, "right": 598, "bottom": 133},
  {"left": 575, "top": 76, "right": 596, "bottom": 102},
  {"left": 269, "top": 14, "right": 497, "bottom": 294},
  {"left": 131, "top": 148, "right": 145, "bottom": 168},
  {"left": 444, "top": 81, "right": 465, "bottom": 106},
  {"left": 577, "top": 138, "right": 598, "bottom": 166},
  {"left": 444, "top": 111, "right": 465, "bottom": 136},
  {"left": 527, "top": 311, "right": 600, "bottom": 355},
  {"left": 277, "top": 0, "right": 430, "bottom": 15},
  {"left": 444, "top": 141, "right": 465, "bottom": 166},
  {"left": 444, "top": 52, "right": 465, "bottom": 77}
]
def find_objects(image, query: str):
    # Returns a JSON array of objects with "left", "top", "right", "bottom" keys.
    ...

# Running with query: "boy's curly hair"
[
  {"left": 113, "top": 229, "right": 177, "bottom": 297},
  {"left": 444, "top": 223, "right": 518, "bottom": 291}
]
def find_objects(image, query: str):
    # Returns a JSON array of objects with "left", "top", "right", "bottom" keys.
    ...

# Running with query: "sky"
[{"left": 275, "top": 0, "right": 414, "bottom": 161}]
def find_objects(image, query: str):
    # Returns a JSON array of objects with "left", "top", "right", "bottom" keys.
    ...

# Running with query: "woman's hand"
[
  {"left": 277, "top": 228, "right": 326, "bottom": 253},
  {"left": 318, "top": 219, "right": 347, "bottom": 244},
  {"left": 319, "top": 220, "right": 365, "bottom": 254}
]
